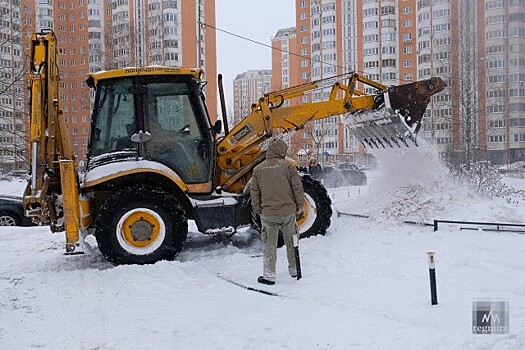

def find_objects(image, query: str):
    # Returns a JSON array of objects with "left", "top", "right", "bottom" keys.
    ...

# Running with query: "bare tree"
[
  {"left": 429, "top": 1, "right": 505, "bottom": 171},
  {"left": 451, "top": 161, "right": 525, "bottom": 204},
  {"left": 0, "top": 2, "right": 31, "bottom": 173},
  {"left": 450, "top": 1, "right": 483, "bottom": 170},
  {"left": 287, "top": 131, "right": 307, "bottom": 160},
  {"left": 301, "top": 120, "right": 338, "bottom": 162},
  {"left": 109, "top": 19, "right": 134, "bottom": 68}
]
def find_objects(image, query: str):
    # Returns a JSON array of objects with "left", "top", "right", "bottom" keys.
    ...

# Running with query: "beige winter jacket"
[{"left": 250, "top": 139, "right": 304, "bottom": 217}]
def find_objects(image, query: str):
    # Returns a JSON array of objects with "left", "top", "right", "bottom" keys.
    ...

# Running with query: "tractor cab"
[{"left": 86, "top": 68, "right": 217, "bottom": 185}]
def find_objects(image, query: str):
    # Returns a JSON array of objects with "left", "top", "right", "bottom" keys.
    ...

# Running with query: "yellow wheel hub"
[
  {"left": 121, "top": 211, "right": 161, "bottom": 248},
  {"left": 296, "top": 201, "right": 312, "bottom": 227}
]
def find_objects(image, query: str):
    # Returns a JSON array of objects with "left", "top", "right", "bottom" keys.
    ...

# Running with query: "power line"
[{"left": 199, "top": 21, "right": 354, "bottom": 75}]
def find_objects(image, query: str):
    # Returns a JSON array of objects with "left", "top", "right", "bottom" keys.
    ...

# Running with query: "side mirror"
[
  {"left": 131, "top": 130, "right": 152, "bottom": 143},
  {"left": 131, "top": 131, "right": 151, "bottom": 159},
  {"left": 213, "top": 120, "right": 222, "bottom": 135}
]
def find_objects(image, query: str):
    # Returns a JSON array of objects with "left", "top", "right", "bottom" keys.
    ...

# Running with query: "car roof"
[{"left": 0, "top": 195, "right": 23, "bottom": 201}]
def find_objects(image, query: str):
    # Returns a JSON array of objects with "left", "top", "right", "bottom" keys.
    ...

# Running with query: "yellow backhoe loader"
[{"left": 23, "top": 30, "right": 446, "bottom": 264}]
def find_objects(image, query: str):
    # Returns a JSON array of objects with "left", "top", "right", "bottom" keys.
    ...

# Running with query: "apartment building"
[
  {"left": 279, "top": 0, "right": 352, "bottom": 162},
  {"left": 270, "top": 27, "right": 306, "bottom": 156},
  {"left": 475, "top": 0, "right": 525, "bottom": 164},
  {"left": 0, "top": 0, "right": 217, "bottom": 172},
  {"left": 271, "top": 27, "right": 302, "bottom": 91},
  {"left": 232, "top": 69, "right": 272, "bottom": 126},
  {"left": 107, "top": 0, "right": 218, "bottom": 121},
  {"left": 414, "top": 0, "right": 524, "bottom": 165},
  {"left": 296, "top": 0, "right": 349, "bottom": 161},
  {"left": 266, "top": 0, "right": 524, "bottom": 165}
]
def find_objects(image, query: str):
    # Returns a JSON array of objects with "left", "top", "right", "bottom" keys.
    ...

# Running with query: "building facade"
[
  {"left": 107, "top": 0, "right": 218, "bottom": 123},
  {"left": 414, "top": 0, "right": 524, "bottom": 165},
  {"left": 232, "top": 69, "right": 272, "bottom": 126},
  {"left": 267, "top": 0, "right": 524, "bottom": 165},
  {"left": 0, "top": 0, "right": 31, "bottom": 173}
]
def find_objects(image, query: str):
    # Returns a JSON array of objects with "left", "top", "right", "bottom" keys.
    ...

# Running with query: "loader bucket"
[{"left": 345, "top": 77, "right": 446, "bottom": 148}]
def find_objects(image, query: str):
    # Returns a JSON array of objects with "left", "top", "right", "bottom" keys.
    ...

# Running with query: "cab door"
[{"left": 143, "top": 76, "right": 215, "bottom": 185}]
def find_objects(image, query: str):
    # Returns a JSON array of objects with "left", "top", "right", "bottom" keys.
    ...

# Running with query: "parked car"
[
  {"left": 336, "top": 163, "right": 367, "bottom": 186},
  {"left": 0, "top": 195, "right": 34, "bottom": 226},
  {"left": 320, "top": 163, "right": 367, "bottom": 188},
  {"left": 0, "top": 169, "right": 30, "bottom": 181},
  {"left": 320, "top": 164, "right": 340, "bottom": 188}
]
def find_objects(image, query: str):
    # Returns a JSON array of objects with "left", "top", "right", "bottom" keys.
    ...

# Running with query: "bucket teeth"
[
  {"left": 390, "top": 137, "right": 400, "bottom": 147},
  {"left": 344, "top": 77, "right": 446, "bottom": 149},
  {"left": 359, "top": 126, "right": 381, "bottom": 149},
  {"left": 348, "top": 109, "right": 417, "bottom": 149},
  {"left": 383, "top": 123, "right": 401, "bottom": 147},
  {"left": 399, "top": 136, "right": 409, "bottom": 147},
  {"left": 369, "top": 123, "right": 396, "bottom": 148}
]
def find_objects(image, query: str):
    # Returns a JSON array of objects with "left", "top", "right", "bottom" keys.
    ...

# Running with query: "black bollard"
[
  {"left": 427, "top": 252, "right": 438, "bottom": 305},
  {"left": 293, "top": 233, "right": 302, "bottom": 280}
]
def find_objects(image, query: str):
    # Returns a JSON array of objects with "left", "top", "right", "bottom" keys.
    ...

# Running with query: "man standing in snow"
[{"left": 250, "top": 138, "right": 304, "bottom": 285}]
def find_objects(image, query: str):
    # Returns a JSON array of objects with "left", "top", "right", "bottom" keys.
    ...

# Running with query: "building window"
[
  {"left": 381, "top": 6, "right": 395, "bottom": 15},
  {"left": 364, "top": 20, "right": 378, "bottom": 29}
]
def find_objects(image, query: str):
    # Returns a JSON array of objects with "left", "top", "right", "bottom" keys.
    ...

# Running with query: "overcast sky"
[{"left": 215, "top": 0, "right": 296, "bottom": 110}]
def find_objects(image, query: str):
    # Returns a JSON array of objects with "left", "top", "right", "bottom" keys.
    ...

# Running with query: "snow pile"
[
  {"left": 369, "top": 139, "right": 449, "bottom": 190},
  {"left": 337, "top": 142, "right": 525, "bottom": 224}
]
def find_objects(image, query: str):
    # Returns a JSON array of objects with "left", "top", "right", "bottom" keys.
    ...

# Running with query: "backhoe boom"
[
  {"left": 23, "top": 30, "right": 84, "bottom": 254},
  {"left": 216, "top": 73, "right": 446, "bottom": 191}
]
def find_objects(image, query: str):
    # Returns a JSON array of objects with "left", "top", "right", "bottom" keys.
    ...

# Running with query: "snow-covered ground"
[{"left": 1, "top": 147, "right": 525, "bottom": 349}]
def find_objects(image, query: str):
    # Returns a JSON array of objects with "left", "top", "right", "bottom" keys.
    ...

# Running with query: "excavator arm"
[
  {"left": 23, "top": 30, "right": 84, "bottom": 254},
  {"left": 216, "top": 73, "right": 445, "bottom": 191}
]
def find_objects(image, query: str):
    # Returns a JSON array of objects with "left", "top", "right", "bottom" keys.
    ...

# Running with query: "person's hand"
[{"left": 295, "top": 208, "right": 303, "bottom": 215}]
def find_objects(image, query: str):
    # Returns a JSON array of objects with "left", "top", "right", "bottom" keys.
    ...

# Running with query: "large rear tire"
[
  {"left": 250, "top": 173, "right": 332, "bottom": 244},
  {"left": 297, "top": 173, "right": 332, "bottom": 238},
  {"left": 95, "top": 185, "right": 188, "bottom": 265}
]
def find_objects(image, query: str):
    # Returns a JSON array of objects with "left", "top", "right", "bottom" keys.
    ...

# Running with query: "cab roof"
[{"left": 86, "top": 66, "right": 204, "bottom": 84}]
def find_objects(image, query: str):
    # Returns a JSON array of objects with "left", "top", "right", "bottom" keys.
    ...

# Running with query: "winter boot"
[
  {"left": 289, "top": 267, "right": 297, "bottom": 278},
  {"left": 257, "top": 276, "right": 275, "bottom": 285}
]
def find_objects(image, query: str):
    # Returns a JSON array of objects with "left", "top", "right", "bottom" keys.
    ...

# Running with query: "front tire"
[{"left": 95, "top": 185, "right": 188, "bottom": 265}]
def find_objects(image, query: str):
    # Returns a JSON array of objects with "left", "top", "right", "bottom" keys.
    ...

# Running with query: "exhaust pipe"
[{"left": 218, "top": 74, "right": 230, "bottom": 135}]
